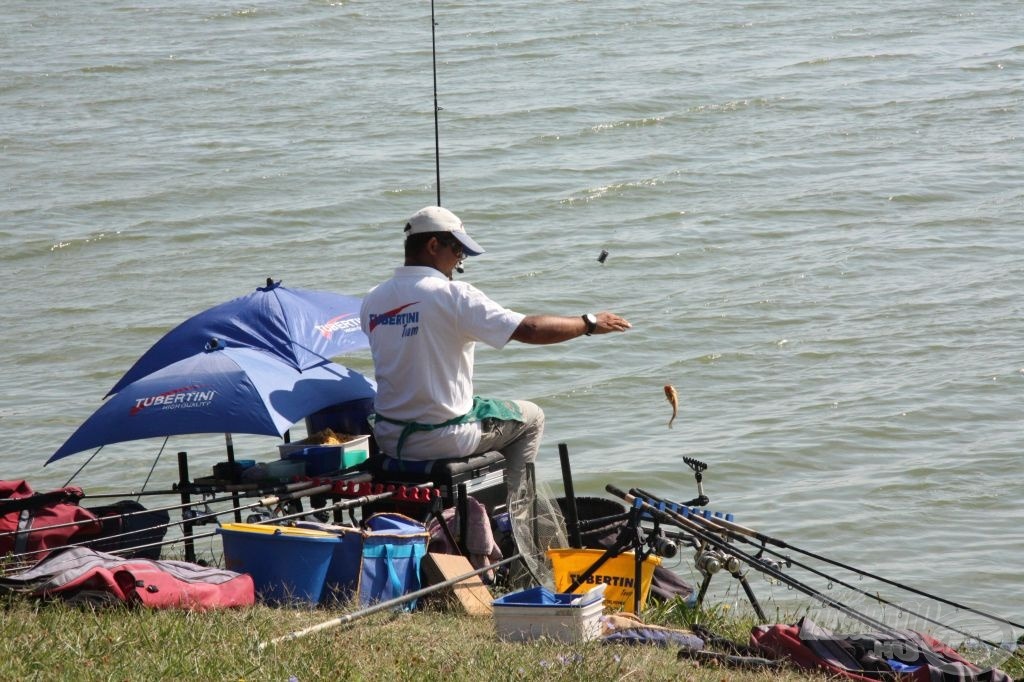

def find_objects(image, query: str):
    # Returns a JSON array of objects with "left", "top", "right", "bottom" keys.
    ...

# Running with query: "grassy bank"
[
  {"left": 3, "top": 592, "right": 1019, "bottom": 681},
  {"left": 0, "top": 593, "right": 815, "bottom": 682}
]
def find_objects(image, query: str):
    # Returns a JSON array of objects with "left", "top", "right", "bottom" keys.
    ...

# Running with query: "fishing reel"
[
  {"left": 757, "top": 556, "right": 791, "bottom": 585},
  {"left": 646, "top": 531, "right": 679, "bottom": 559},
  {"left": 273, "top": 499, "right": 304, "bottom": 518},
  {"left": 694, "top": 548, "right": 741, "bottom": 577},
  {"left": 181, "top": 502, "right": 215, "bottom": 526},
  {"left": 245, "top": 507, "right": 273, "bottom": 524}
]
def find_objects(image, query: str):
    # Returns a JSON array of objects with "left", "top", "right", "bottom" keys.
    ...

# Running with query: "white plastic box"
[{"left": 492, "top": 586, "right": 605, "bottom": 643}]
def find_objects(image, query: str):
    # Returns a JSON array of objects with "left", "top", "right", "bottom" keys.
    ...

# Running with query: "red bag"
[
  {"left": 1, "top": 546, "right": 254, "bottom": 610},
  {"left": 1, "top": 480, "right": 101, "bottom": 560},
  {"left": 751, "top": 617, "right": 1012, "bottom": 682}
]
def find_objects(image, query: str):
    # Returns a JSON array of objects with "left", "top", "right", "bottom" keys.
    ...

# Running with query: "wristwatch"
[{"left": 582, "top": 313, "right": 598, "bottom": 336}]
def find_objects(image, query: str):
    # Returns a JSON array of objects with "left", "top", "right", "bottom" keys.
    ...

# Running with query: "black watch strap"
[{"left": 582, "top": 313, "right": 597, "bottom": 336}]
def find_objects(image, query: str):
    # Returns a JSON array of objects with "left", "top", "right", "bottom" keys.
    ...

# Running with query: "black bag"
[{"left": 84, "top": 500, "right": 170, "bottom": 560}]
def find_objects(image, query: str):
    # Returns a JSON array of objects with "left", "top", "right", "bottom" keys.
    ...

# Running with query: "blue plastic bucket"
[
  {"left": 217, "top": 523, "right": 338, "bottom": 605},
  {"left": 293, "top": 522, "right": 366, "bottom": 604}
]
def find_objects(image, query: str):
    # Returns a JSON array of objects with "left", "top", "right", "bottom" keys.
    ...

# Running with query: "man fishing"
[{"left": 359, "top": 205, "right": 631, "bottom": 511}]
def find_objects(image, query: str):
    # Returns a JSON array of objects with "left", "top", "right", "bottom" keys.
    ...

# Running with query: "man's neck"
[{"left": 404, "top": 258, "right": 451, "bottom": 280}]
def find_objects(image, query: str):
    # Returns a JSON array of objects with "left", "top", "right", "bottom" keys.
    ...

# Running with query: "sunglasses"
[{"left": 440, "top": 235, "right": 464, "bottom": 258}]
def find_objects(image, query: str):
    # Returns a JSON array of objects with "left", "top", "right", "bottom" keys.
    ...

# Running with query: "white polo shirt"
[{"left": 360, "top": 266, "right": 525, "bottom": 459}]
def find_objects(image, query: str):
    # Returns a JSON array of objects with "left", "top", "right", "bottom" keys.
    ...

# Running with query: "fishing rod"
[
  {"left": 1, "top": 483, "right": 323, "bottom": 569},
  {"left": 81, "top": 489, "right": 183, "bottom": 499},
  {"left": 261, "top": 552, "right": 524, "bottom": 649},
  {"left": 427, "top": 1, "right": 465, "bottom": 277},
  {"left": 1, "top": 482, "right": 339, "bottom": 569},
  {"left": 7, "top": 488, "right": 416, "bottom": 570},
  {"left": 613, "top": 486, "right": 1010, "bottom": 673},
  {"left": 0, "top": 480, "right": 319, "bottom": 542},
  {"left": 632, "top": 487, "right": 1024, "bottom": 635},
  {"left": 605, "top": 485, "right": 902, "bottom": 637},
  {"left": 632, "top": 489, "right": 1012, "bottom": 650},
  {"left": 430, "top": 0, "right": 441, "bottom": 205}
]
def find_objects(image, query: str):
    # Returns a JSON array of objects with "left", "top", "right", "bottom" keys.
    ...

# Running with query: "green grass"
[
  {"left": 2, "top": 592, "right": 1019, "bottom": 682},
  {"left": 0, "top": 593, "right": 796, "bottom": 682}
]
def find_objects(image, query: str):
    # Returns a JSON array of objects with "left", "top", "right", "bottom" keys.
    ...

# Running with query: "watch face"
[{"left": 586, "top": 314, "right": 597, "bottom": 324}]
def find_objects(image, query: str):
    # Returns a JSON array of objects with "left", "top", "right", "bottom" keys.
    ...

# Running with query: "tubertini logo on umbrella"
[
  {"left": 315, "top": 312, "right": 361, "bottom": 339},
  {"left": 131, "top": 386, "right": 215, "bottom": 416}
]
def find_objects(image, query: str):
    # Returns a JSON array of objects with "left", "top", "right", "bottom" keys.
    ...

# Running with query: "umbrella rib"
[
  {"left": 136, "top": 437, "right": 169, "bottom": 501},
  {"left": 62, "top": 447, "right": 102, "bottom": 484},
  {"left": 269, "top": 287, "right": 357, "bottom": 368},
  {"left": 269, "top": 286, "right": 303, "bottom": 366}
]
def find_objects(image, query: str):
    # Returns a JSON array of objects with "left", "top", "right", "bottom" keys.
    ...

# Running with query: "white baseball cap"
[{"left": 404, "top": 206, "right": 485, "bottom": 256}]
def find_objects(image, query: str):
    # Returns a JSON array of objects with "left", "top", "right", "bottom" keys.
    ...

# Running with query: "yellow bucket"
[{"left": 546, "top": 548, "right": 661, "bottom": 613}]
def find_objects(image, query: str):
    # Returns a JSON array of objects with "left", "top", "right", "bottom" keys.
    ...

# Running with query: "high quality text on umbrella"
[{"left": 105, "top": 279, "right": 368, "bottom": 397}]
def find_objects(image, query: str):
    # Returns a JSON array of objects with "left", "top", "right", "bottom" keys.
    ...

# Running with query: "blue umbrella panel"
[
  {"left": 49, "top": 346, "right": 376, "bottom": 464},
  {"left": 106, "top": 279, "right": 369, "bottom": 397}
]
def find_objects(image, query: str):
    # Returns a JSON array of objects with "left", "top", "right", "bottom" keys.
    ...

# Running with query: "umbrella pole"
[{"left": 224, "top": 433, "right": 242, "bottom": 523}]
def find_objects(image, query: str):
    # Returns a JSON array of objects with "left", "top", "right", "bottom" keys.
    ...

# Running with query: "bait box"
[
  {"left": 492, "top": 586, "right": 604, "bottom": 643},
  {"left": 278, "top": 434, "right": 370, "bottom": 474}
]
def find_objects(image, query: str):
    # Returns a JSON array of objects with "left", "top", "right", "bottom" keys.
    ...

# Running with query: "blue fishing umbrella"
[
  {"left": 105, "top": 279, "right": 368, "bottom": 397},
  {"left": 48, "top": 346, "right": 376, "bottom": 464}
]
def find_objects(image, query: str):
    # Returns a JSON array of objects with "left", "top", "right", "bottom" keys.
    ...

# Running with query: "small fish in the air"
[{"left": 664, "top": 384, "right": 678, "bottom": 428}]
